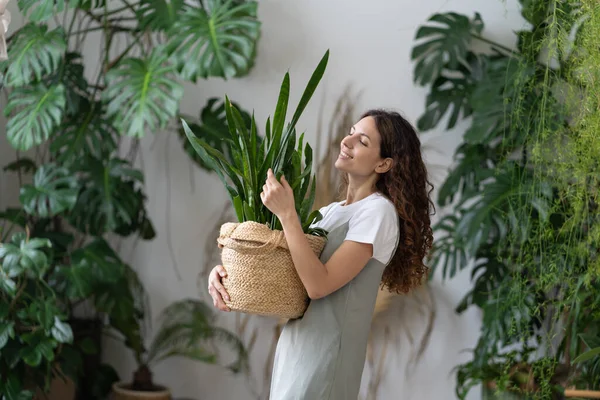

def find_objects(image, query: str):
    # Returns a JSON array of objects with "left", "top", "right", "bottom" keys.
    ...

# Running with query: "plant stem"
[
  {"left": 69, "top": 25, "right": 136, "bottom": 36},
  {"left": 66, "top": 8, "right": 79, "bottom": 38},
  {"left": 119, "top": 0, "right": 138, "bottom": 16},
  {"left": 471, "top": 34, "right": 516, "bottom": 55},
  {"left": 105, "top": 30, "right": 146, "bottom": 71}
]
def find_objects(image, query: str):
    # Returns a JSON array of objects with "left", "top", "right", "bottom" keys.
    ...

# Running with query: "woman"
[{"left": 208, "top": 109, "right": 435, "bottom": 399}]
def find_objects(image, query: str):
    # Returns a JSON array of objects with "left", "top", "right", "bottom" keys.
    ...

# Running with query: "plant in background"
[
  {"left": 411, "top": 0, "right": 600, "bottom": 399},
  {"left": 0, "top": 231, "right": 76, "bottom": 399},
  {"left": 113, "top": 298, "right": 247, "bottom": 395},
  {"left": 183, "top": 50, "right": 330, "bottom": 236},
  {"left": 0, "top": 0, "right": 261, "bottom": 398}
]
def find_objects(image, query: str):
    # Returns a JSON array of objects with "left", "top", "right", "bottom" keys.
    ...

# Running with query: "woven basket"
[{"left": 217, "top": 221, "right": 327, "bottom": 319}]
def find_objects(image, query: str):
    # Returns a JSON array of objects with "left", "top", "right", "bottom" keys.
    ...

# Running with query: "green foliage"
[
  {"left": 0, "top": 232, "right": 73, "bottom": 399},
  {"left": 183, "top": 50, "right": 330, "bottom": 235},
  {"left": 178, "top": 97, "right": 253, "bottom": 171},
  {"left": 103, "top": 47, "right": 184, "bottom": 138},
  {"left": 413, "top": 1, "right": 600, "bottom": 398},
  {"left": 167, "top": 0, "right": 261, "bottom": 80},
  {"left": 4, "top": 84, "right": 66, "bottom": 151},
  {"left": 146, "top": 299, "right": 247, "bottom": 372},
  {"left": 1, "top": 0, "right": 261, "bottom": 396}
]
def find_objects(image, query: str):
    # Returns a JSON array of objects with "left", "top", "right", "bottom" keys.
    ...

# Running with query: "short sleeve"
[{"left": 344, "top": 200, "right": 399, "bottom": 265}]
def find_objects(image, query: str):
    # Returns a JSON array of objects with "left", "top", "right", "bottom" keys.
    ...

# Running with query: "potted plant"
[
  {"left": 411, "top": 0, "right": 600, "bottom": 398},
  {"left": 1, "top": 0, "right": 261, "bottom": 397},
  {"left": 181, "top": 51, "right": 330, "bottom": 319},
  {"left": 111, "top": 298, "right": 247, "bottom": 400}
]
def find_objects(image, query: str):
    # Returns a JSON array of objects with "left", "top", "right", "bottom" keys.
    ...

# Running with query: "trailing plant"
[
  {"left": 0, "top": 0, "right": 261, "bottom": 397},
  {"left": 182, "top": 50, "right": 331, "bottom": 236},
  {"left": 411, "top": 1, "right": 600, "bottom": 398}
]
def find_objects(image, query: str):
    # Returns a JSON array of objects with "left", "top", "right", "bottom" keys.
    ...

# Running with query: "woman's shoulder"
[{"left": 359, "top": 193, "right": 397, "bottom": 216}]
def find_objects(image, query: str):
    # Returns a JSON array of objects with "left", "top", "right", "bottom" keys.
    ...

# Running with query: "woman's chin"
[{"left": 334, "top": 159, "right": 348, "bottom": 171}]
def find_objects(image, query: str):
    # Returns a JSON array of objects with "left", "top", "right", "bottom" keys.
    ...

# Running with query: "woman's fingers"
[{"left": 208, "top": 266, "right": 230, "bottom": 312}]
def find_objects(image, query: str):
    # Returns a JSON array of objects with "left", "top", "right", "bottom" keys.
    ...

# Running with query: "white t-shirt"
[{"left": 311, "top": 192, "right": 399, "bottom": 265}]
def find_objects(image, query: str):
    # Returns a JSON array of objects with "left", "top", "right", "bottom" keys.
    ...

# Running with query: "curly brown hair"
[{"left": 359, "top": 109, "right": 435, "bottom": 293}]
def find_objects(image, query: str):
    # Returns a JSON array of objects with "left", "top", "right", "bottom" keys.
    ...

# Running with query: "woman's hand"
[
  {"left": 260, "top": 168, "right": 296, "bottom": 222},
  {"left": 208, "top": 265, "right": 230, "bottom": 312}
]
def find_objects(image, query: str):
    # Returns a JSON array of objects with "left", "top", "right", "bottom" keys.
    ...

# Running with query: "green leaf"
[
  {"left": 178, "top": 97, "right": 252, "bottom": 171},
  {"left": 0, "top": 208, "right": 27, "bottom": 229},
  {"left": 0, "top": 321, "right": 15, "bottom": 349},
  {"left": 136, "top": 0, "right": 184, "bottom": 31},
  {"left": 418, "top": 75, "right": 473, "bottom": 132},
  {"left": 573, "top": 346, "right": 600, "bottom": 364},
  {"left": 69, "top": 158, "right": 147, "bottom": 236},
  {"left": 17, "top": 0, "right": 73, "bottom": 22},
  {"left": 0, "top": 273, "right": 17, "bottom": 295},
  {"left": 19, "top": 164, "right": 78, "bottom": 217},
  {"left": 411, "top": 12, "right": 483, "bottom": 86},
  {"left": 104, "top": 47, "right": 184, "bottom": 138},
  {"left": 4, "top": 83, "right": 66, "bottom": 151},
  {"left": 167, "top": 0, "right": 261, "bottom": 80},
  {"left": 51, "top": 316, "right": 74, "bottom": 343},
  {"left": 0, "top": 232, "right": 52, "bottom": 279},
  {"left": 0, "top": 24, "right": 66, "bottom": 86},
  {"left": 49, "top": 52, "right": 90, "bottom": 116},
  {"left": 1, "top": 375, "right": 33, "bottom": 400},
  {"left": 20, "top": 332, "right": 57, "bottom": 366},
  {"left": 146, "top": 299, "right": 247, "bottom": 371},
  {"left": 3, "top": 158, "right": 38, "bottom": 174},
  {"left": 50, "top": 101, "right": 118, "bottom": 163}
]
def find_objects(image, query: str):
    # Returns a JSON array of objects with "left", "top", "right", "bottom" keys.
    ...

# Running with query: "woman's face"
[{"left": 335, "top": 116, "right": 390, "bottom": 177}]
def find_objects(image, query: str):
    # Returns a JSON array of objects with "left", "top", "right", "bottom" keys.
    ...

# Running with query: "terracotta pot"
[
  {"left": 112, "top": 382, "right": 171, "bottom": 400},
  {"left": 34, "top": 377, "right": 76, "bottom": 400}
]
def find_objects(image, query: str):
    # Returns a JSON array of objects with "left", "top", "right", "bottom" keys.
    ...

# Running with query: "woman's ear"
[{"left": 375, "top": 158, "right": 393, "bottom": 174}]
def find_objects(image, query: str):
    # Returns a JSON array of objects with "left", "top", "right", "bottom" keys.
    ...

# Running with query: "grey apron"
[{"left": 269, "top": 221, "right": 386, "bottom": 400}]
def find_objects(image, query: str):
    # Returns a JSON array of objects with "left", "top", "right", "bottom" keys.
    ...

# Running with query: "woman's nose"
[{"left": 341, "top": 136, "right": 353, "bottom": 148}]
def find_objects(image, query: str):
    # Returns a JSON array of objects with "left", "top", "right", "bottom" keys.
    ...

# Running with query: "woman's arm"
[{"left": 262, "top": 169, "right": 373, "bottom": 299}]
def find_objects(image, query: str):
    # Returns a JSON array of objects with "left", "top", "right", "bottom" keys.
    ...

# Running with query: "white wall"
[{"left": 1, "top": 0, "right": 528, "bottom": 399}]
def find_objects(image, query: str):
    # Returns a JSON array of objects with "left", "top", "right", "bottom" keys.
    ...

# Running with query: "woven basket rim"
[{"left": 219, "top": 221, "right": 326, "bottom": 250}]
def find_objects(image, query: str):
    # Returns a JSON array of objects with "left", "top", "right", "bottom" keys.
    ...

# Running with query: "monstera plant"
[
  {"left": 411, "top": 1, "right": 600, "bottom": 399},
  {"left": 0, "top": 0, "right": 261, "bottom": 398}
]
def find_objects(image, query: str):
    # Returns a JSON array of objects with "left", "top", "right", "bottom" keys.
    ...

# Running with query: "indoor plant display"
[
  {"left": 111, "top": 298, "right": 247, "bottom": 400},
  {"left": 0, "top": 0, "right": 261, "bottom": 397},
  {"left": 411, "top": 1, "right": 600, "bottom": 399},
  {"left": 182, "top": 51, "right": 330, "bottom": 319}
]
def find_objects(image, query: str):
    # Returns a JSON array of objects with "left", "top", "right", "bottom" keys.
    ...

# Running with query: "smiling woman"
[{"left": 208, "top": 107, "right": 435, "bottom": 399}]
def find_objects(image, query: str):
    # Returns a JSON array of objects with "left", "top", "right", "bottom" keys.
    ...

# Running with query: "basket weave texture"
[{"left": 217, "top": 221, "right": 327, "bottom": 319}]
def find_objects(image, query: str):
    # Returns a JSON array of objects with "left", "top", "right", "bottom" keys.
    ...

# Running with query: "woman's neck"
[{"left": 344, "top": 177, "right": 378, "bottom": 206}]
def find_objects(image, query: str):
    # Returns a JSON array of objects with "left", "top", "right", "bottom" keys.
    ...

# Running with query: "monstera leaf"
[
  {"left": 179, "top": 97, "right": 252, "bottom": 170},
  {"left": 50, "top": 101, "right": 117, "bottom": 163},
  {"left": 436, "top": 143, "right": 496, "bottom": 206},
  {"left": 411, "top": 12, "right": 483, "bottom": 86},
  {"left": 168, "top": 0, "right": 260, "bottom": 81},
  {"left": 69, "top": 157, "right": 147, "bottom": 236},
  {"left": 0, "top": 24, "right": 66, "bottom": 87},
  {"left": 417, "top": 52, "right": 485, "bottom": 132},
  {"left": 103, "top": 47, "right": 183, "bottom": 138},
  {"left": 136, "top": 0, "right": 184, "bottom": 31},
  {"left": 17, "top": 0, "right": 77, "bottom": 22},
  {"left": 4, "top": 83, "right": 66, "bottom": 151},
  {"left": 19, "top": 164, "right": 78, "bottom": 218}
]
